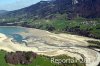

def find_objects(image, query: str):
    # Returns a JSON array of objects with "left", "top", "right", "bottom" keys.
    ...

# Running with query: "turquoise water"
[{"left": 0, "top": 26, "right": 26, "bottom": 42}]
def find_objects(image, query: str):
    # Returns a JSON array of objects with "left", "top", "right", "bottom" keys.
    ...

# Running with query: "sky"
[{"left": 0, "top": 0, "right": 42, "bottom": 11}]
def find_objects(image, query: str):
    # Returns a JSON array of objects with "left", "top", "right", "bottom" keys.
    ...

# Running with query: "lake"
[{"left": 0, "top": 26, "right": 26, "bottom": 42}]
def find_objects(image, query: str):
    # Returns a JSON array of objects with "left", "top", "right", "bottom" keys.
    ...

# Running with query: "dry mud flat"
[{"left": 0, "top": 28, "right": 100, "bottom": 66}]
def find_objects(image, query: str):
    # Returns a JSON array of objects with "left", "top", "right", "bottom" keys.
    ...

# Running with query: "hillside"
[
  {"left": 76, "top": 0, "right": 100, "bottom": 18},
  {"left": 0, "top": 0, "right": 100, "bottom": 19},
  {"left": 0, "top": 0, "right": 100, "bottom": 39},
  {"left": 0, "top": 0, "right": 73, "bottom": 19}
]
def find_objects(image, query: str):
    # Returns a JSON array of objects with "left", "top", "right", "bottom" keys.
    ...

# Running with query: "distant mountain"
[
  {"left": 0, "top": 10, "right": 7, "bottom": 14},
  {"left": 0, "top": 0, "right": 100, "bottom": 19},
  {"left": 0, "top": 0, "right": 72, "bottom": 19}
]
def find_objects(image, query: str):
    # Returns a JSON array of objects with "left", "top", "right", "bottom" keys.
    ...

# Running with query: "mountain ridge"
[
  {"left": 0, "top": 0, "right": 100, "bottom": 19},
  {"left": 0, "top": 0, "right": 100, "bottom": 39}
]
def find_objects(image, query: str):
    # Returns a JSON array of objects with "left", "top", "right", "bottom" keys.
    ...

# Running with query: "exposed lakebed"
[
  {"left": 0, "top": 26, "right": 26, "bottom": 42},
  {"left": 0, "top": 26, "right": 100, "bottom": 66}
]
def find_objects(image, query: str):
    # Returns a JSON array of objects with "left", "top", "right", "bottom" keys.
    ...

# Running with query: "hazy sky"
[{"left": 0, "top": 0, "right": 42, "bottom": 11}]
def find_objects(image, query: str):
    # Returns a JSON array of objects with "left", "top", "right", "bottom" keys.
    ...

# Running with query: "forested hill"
[
  {"left": 0, "top": 0, "right": 73, "bottom": 19},
  {"left": 0, "top": 0, "right": 100, "bottom": 19}
]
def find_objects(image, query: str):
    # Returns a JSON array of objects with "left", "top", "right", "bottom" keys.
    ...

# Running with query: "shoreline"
[
  {"left": 0, "top": 27, "right": 100, "bottom": 66},
  {"left": 0, "top": 25, "right": 100, "bottom": 40}
]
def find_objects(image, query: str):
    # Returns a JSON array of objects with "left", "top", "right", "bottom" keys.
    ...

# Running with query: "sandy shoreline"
[{"left": 0, "top": 27, "right": 100, "bottom": 66}]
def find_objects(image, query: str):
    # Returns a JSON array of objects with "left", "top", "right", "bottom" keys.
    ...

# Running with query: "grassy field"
[{"left": 0, "top": 51, "right": 9, "bottom": 66}]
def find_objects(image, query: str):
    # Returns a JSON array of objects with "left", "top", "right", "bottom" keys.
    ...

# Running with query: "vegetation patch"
[
  {"left": 0, "top": 51, "right": 86, "bottom": 66},
  {"left": 5, "top": 51, "right": 37, "bottom": 65},
  {"left": 87, "top": 40, "right": 100, "bottom": 49}
]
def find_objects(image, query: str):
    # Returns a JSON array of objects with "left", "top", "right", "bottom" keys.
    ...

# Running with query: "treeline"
[
  {"left": 64, "top": 26, "right": 100, "bottom": 39},
  {"left": 5, "top": 51, "right": 37, "bottom": 65}
]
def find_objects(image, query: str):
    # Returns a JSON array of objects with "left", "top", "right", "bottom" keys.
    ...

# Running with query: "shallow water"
[{"left": 0, "top": 26, "right": 26, "bottom": 42}]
